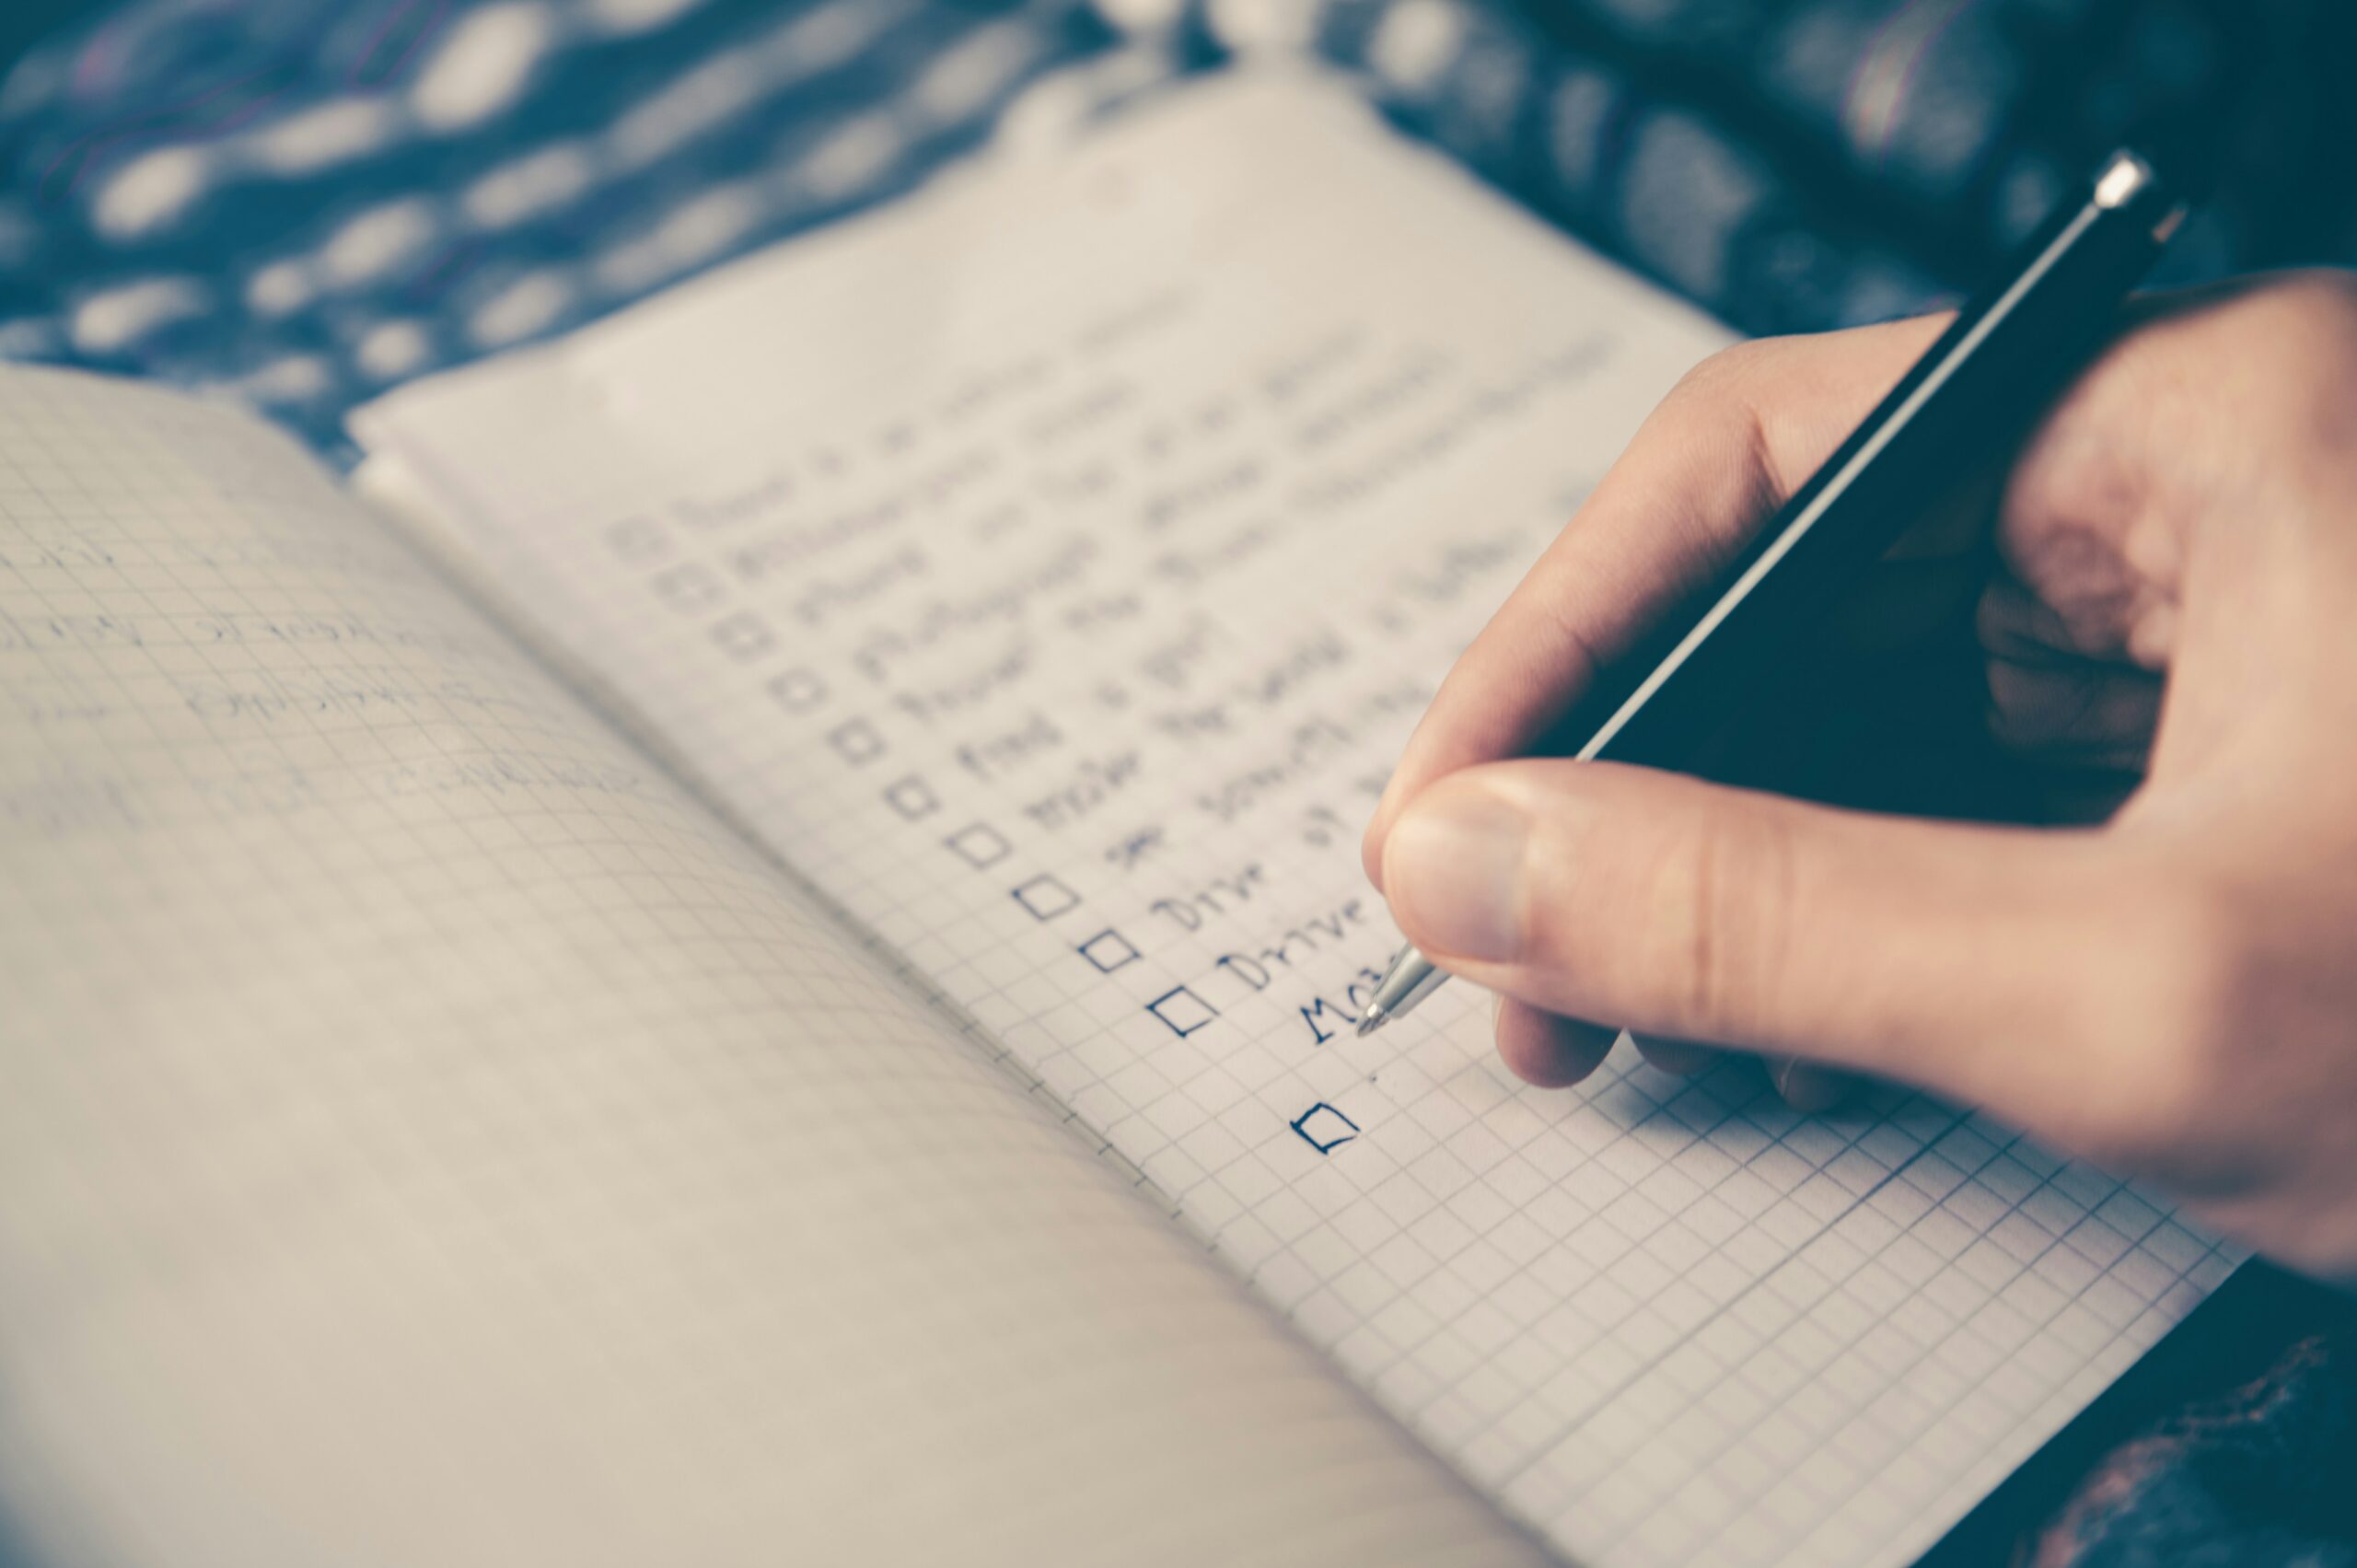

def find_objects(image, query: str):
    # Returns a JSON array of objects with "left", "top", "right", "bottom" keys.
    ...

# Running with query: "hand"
[{"left": 1362, "top": 273, "right": 2357, "bottom": 1279}]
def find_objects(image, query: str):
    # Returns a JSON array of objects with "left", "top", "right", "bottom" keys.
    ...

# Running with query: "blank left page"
[{"left": 0, "top": 366, "right": 1545, "bottom": 1568}]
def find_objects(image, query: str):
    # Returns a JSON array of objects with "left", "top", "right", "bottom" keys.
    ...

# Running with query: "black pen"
[{"left": 1359, "top": 148, "right": 2189, "bottom": 1036}]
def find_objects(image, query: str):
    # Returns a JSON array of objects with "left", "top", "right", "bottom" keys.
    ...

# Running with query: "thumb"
[{"left": 1378, "top": 761, "right": 2127, "bottom": 1121}]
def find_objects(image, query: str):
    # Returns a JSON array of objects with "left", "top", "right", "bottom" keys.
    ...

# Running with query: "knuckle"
[
  {"left": 1658, "top": 341, "right": 1790, "bottom": 438},
  {"left": 1674, "top": 339, "right": 1776, "bottom": 397},
  {"left": 1641, "top": 805, "right": 1794, "bottom": 1043},
  {"left": 1646, "top": 347, "right": 1792, "bottom": 537}
]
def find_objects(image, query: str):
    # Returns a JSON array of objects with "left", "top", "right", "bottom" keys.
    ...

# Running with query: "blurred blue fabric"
[{"left": 3, "top": 0, "right": 2351, "bottom": 458}]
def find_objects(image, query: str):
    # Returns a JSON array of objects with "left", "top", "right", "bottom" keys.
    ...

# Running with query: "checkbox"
[
  {"left": 651, "top": 563, "right": 722, "bottom": 612},
  {"left": 883, "top": 776, "right": 939, "bottom": 820},
  {"left": 1011, "top": 873, "right": 1079, "bottom": 920},
  {"left": 1290, "top": 1101, "right": 1360, "bottom": 1155},
  {"left": 1147, "top": 985, "right": 1217, "bottom": 1038},
  {"left": 711, "top": 610, "right": 775, "bottom": 663},
  {"left": 1077, "top": 929, "right": 1139, "bottom": 973},
  {"left": 944, "top": 822, "right": 1011, "bottom": 868},
  {"left": 604, "top": 517, "right": 668, "bottom": 563},
  {"left": 766, "top": 668, "right": 827, "bottom": 713},
  {"left": 827, "top": 719, "right": 885, "bottom": 765}
]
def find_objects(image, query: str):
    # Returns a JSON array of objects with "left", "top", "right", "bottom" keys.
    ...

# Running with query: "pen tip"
[{"left": 1355, "top": 1006, "right": 1387, "bottom": 1039}]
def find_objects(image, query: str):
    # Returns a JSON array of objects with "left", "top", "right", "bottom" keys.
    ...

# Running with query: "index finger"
[{"left": 1362, "top": 315, "right": 1953, "bottom": 889}]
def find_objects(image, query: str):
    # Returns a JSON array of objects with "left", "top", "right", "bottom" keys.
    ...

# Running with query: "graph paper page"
[
  {"left": 0, "top": 366, "right": 1546, "bottom": 1568},
  {"left": 355, "top": 69, "right": 2235, "bottom": 1568}
]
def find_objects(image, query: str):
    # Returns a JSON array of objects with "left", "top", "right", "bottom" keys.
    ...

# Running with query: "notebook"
[{"left": 0, "top": 66, "right": 2233, "bottom": 1568}]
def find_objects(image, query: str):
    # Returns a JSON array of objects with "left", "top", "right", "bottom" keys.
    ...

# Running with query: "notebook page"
[
  {"left": 354, "top": 70, "right": 2236, "bottom": 1567},
  {"left": 0, "top": 366, "right": 1547, "bottom": 1568}
]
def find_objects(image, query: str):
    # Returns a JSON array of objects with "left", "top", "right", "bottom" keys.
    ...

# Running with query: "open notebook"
[{"left": 0, "top": 68, "right": 2232, "bottom": 1568}]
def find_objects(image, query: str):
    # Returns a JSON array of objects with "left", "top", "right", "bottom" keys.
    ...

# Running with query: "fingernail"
[
  {"left": 1778, "top": 1063, "right": 1851, "bottom": 1114},
  {"left": 1383, "top": 784, "right": 1528, "bottom": 962}
]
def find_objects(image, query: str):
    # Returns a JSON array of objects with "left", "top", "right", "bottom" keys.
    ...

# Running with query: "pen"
[{"left": 1359, "top": 147, "right": 2189, "bottom": 1038}]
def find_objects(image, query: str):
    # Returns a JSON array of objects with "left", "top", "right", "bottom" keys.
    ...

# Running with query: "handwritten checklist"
[{"left": 355, "top": 72, "right": 2235, "bottom": 1568}]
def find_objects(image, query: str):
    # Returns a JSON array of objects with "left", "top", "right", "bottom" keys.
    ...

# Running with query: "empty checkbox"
[
  {"left": 944, "top": 822, "right": 1012, "bottom": 868},
  {"left": 767, "top": 668, "right": 827, "bottom": 713},
  {"left": 651, "top": 563, "right": 723, "bottom": 612},
  {"left": 1077, "top": 929, "right": 1139, "bottom": 973},
  {"left": 827, "top": 719, "right": 885, "bottom": 765},
  {"left": 1011, "top": 874, "right": 1079, "bottom": 920},
  {"left": 711, "top": 611, "right": 776, "bottom": 663},
  {"left": 1289, "top": 1101, "right": 1360, "bottom": 1155},
  {"left": 884, "top": 776, "right": 939, "bottom": 820},
  {"left": 1147, "top": 985, "right": 1217, "bottom": 1038}
]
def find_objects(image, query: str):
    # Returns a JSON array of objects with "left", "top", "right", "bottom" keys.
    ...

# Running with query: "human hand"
[{"left": 1362, "top": 273, "right": 2357, "bottom": 1278}]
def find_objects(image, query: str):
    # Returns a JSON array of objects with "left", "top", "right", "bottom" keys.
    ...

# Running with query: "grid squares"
[
  {"left": 1078, "top": 929, "right": 1141, "bottom": 972},
  {"left": 651, "top": 563, "right": 724, "bottom": 612},
  {"left": 883, "top": 775, "right": 940, "bottom": 820},
  {"left": 942, "top": 822, "right": 1011, "bottom": 868},
  {"left": 765, "top": 668, "right": 827, "bottom": 713},
  {"left": 827, "top": 718, "right": 886, "bottom": 765},
  {"left": 1146, "top": 985, "right": 1217, "bottom": 1039},
  {"left": 1011, "top": 874, "right": 1080, "bottom": 920},
  {"left": 0, "top": 367, "right": 1573, "bottom": 1568},
  {"left": 710, "top": 610, "right": 777, "bottom": 663},
  {"left": 339, "top": 89, "right": 2245, "bottom": 1568}
]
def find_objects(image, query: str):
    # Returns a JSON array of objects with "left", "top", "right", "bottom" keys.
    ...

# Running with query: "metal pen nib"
[{"left": 1356, "top": 945, "right": 1446, "bottom": 1035}]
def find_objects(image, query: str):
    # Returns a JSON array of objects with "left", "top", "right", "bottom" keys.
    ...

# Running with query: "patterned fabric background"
[
  {"left": 1, "top": 0, "right": 2352, "bottom": 457},
  {"left": 0, "top": 1, "right": 2352, "bottom": 1562}
]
